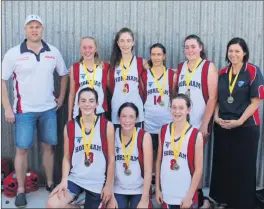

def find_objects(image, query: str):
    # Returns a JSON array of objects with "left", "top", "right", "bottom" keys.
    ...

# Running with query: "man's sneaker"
[
  {"left": 46, "top": 184, "right": 56, "bottom": 192},
  {"left": 15, "top": 193, "right": 27, "bottom": 208}
]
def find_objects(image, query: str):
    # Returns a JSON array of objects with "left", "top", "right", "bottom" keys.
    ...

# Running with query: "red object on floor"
[
  {"left": 3, "top": 170, "right": 39, "bottom": 197},
  {"left": 1, "top": 159, "right": 11, "bottom": 191}
]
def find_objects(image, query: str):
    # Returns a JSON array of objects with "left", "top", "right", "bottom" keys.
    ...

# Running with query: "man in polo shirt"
[{"left": 1, "top": 15, "right": 68, "bottom": 207}]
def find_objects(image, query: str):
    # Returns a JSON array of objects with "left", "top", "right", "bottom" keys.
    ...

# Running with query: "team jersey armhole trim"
[{"left": 187, "top": 128, "right": 199, "bottom": 177}]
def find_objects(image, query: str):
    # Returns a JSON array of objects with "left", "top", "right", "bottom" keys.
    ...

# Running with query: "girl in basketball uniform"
[
  {"left": 155, "top": 94, "right": 203, "bottom": 209},
  {"left": 46, "top": 87, "right": 115, "bottom": 208},
  {"left": 175, "top": 35, "right": 218, "bottom": 207},
  {"left": 68, "top": 36, "right": 109, "bottom": 121},
  {"left": 107, "top": 102, "right": 153, "bottom": 208},
  {"left": 108, "top": 27, "right": 148, "bottom": 128},
  {"left": 143, "top": 43, "right": 176, "bottom": 168},
  {"left": 210, "top": 37, "right": 264, "bottom": 209}
]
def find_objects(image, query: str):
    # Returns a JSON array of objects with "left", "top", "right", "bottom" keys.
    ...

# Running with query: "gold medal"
[
  {"left": 121, "top": 128, "right": 136, "bottom": 177},
  {"left": 227, "top": 96, "right": 234, "bottom": 104},
  {"left": 80, "top": 116, "right": 97, "bottom": 167},
  {"left": 84, "top": 159, "right": 91, "bottom": 167},
  {"left": 173, "top": 162, "right": 180, "bottom": 171},
  {"left": 82, "top": 62, "right": 97, "bottom": 89},
  {"left": 120, "top": 57, "right": 133, "bottom": 94},
  {"left": 170, "top": 122, "right": 189, "bottom": 172},
  {"left": 159, "top": 100, "right": 165, "bottom": 107},
  {"left": 185, "top": 58, "right": 202, "bottom": 93},
  {"left": 186, "top": 89, "right": 190, "bottom": 97},
  {"left": 123, "top": 86, "right": 128, "bottom": 93},
  {"left": 124, "top": 168, "right": 131, "bottom": 176},
  {"left": 228, "top": 65, "right": 242, "bottom": 104},
  {"left": 151, "top": 67, "right": 167, "bottom": 107}
]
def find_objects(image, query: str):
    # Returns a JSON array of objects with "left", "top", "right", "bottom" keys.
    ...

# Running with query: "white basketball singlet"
[
  {"left": 144, "top": 68, "right": 173, "bottom": 134},
  {"left": 111, "top": 56, "right": 144, "bottom": 124},
  {"left": 68, "top": 117, "right": 107, "bottom": 194},
  {"left": 177, "top": 60, "right": 210, "bottom": 128},
  {"left": 160, "top": 124, "right": 194, "bottom": 205},
  {"left": 73, "top": 63, "right": 105, "bottom": 118},
  {"left": 114, "top": 127, "right": 144, "bottom": 195}
]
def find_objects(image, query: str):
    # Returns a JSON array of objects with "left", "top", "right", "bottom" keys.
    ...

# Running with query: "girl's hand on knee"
[
  {"left": 49, "top": 186, "right": 59, "bottom": 198},
  {"left": 50, "top": 181, "right": 67, "bottom": 198}
]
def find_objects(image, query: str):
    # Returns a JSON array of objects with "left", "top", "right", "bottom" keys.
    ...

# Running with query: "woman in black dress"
[{"left": 209, "top": 37, "right": 264, "bottom": 208}]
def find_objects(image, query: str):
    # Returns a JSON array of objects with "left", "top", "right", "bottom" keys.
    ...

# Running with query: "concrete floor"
[
  {"left": 2, "top": 187, "right": 49, "bottom": 208},
  {"left": 1, "top": 187, "right": 210, "bottom": 208}
]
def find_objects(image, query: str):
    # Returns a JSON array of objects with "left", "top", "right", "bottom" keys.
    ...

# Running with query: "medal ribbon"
[
  {"left": 82, "top": 62, "right": 97, "bottom": 88},
  {"left": 80, "top": 116, "right": 97, "bottom": 159},
  {"left": 120, "top": 56, "right": 133, "bottom": 85},
  {"left": 171, "top": 122, "right": 190, "bottom": 162},
  {"left": 185, "top": 58, "right": 202, "bottom": 90},
  {"left": 121, "top": 128, "right": 137, "bottom": 168},
  {"left": 228, "top": 67, "right": 240, "bottom": 96},
  {"left": 151, "top": 66, "right": 167, "bottom": 97}
]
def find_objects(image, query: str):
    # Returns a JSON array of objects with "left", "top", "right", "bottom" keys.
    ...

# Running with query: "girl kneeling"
[
  {"left": 46, "top": 87, "right": 115, "bottom": 208},
  {"left": 155, "top": 94, "right": 203, "bottom": 209},
  {"left": 108, "top": 102, "right": 153, "bottom": 208}
]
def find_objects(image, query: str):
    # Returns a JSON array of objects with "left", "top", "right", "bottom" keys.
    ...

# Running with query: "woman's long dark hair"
[
  {"left": 76, "top": 87, "right": 99, "bottom": 122},
  {"left": 147, "top": 43, "right": 166, "bottom": 68},
  {"left": 110, "top": 27, "right": 135, "bottom": 69},
  {"left": 184, "top": 34, "right": 207, "bottom": 59},
  {"left": 170, "top": 93, "right": 191, "bottom": 122}
]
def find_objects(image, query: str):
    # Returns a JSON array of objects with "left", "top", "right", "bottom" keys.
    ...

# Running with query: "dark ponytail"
[
  {"left": 184, "top": 34, "right": 207, "bottom": 59},
  {"left": 110, "top": 27, "right": 135, "bottom": 69}
]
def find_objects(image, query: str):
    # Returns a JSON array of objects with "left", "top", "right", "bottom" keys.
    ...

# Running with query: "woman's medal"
[
  {"left": 227, "top": 66, "right": 241, "bottom": 104},
  {"left": 227, "top": 95, "right": 234, "bottom": 104}
]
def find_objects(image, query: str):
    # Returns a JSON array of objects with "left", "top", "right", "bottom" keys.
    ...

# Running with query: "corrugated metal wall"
[{"left": 1, "top": 1, "right": 263, "bottom": 188}]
